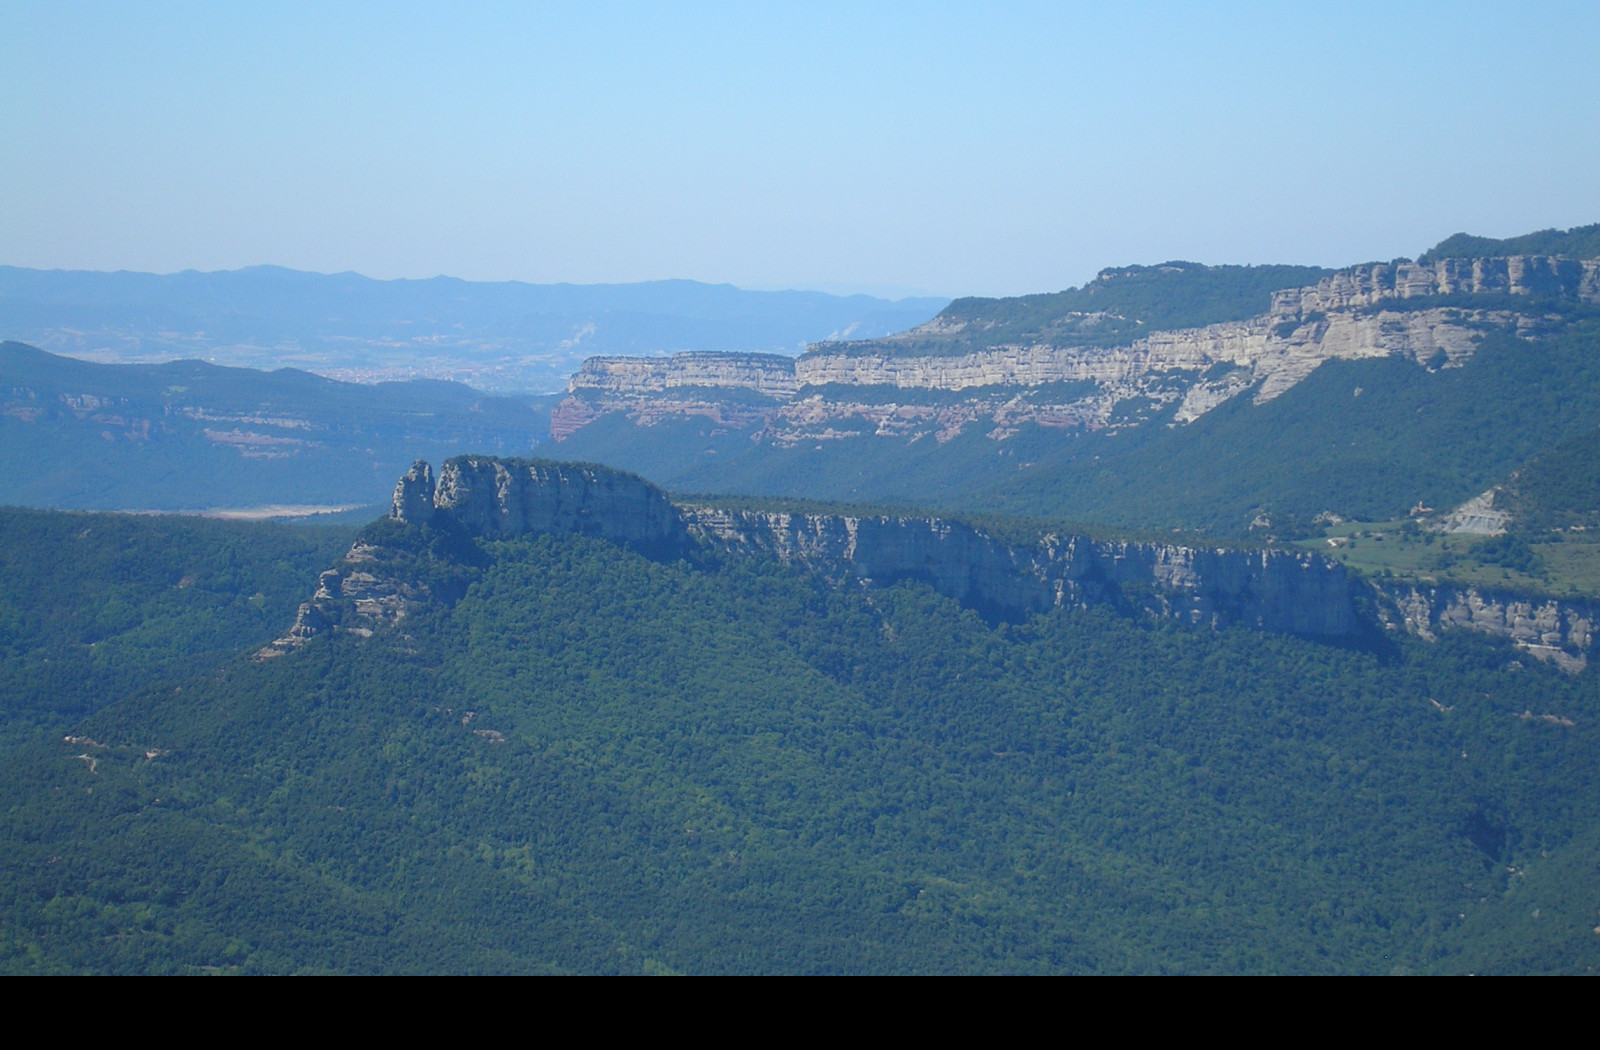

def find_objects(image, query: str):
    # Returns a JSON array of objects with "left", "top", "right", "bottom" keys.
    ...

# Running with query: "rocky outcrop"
[
  {"left": 257, "top": 541, "right": 430, "bottom": 657},
  {"left": 400, "top": 455, "right": 682, "bottom": 551},
  {"left": 262, "top": 457, "right": 683, "bottom": 655},
  {"left": 392, "top": 460, "right": 435, "bottom": 523},
  {"left": 1376, "top": 581, "right": 1597, "bottom": 671}
]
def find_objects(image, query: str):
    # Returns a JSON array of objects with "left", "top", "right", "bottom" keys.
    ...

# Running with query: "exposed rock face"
[
  {"left": 272, "top": 457, "right": 1364, "bottom": 650},
  {"left": 1436, "top": 489, "right": 1512, "bottom": 535},
  {"left": 1376, "top": 581, "right": 1596, "bottom": 671},
  {"left": 258, "top": 542, "right": 429, "bottom": 657},
  {"left": 684, "top": 507, "right": 1359, "bottom": 635},
  {"left": 789, "top": 306, "right": 1510, "bottom": 402},
  {"left": 392, "top": 460, "right": 435, "bottom": 524},
  {"left": 281, "top": 458, "right": 1600, "bottom": 669},
  {"left": 414, "top": 455, "right": 682, "bottom": 550},
  {"left": 554, "top": 255, "right": 1594, "bottom": 447},
  {"left": 569, "top": 352, "right": 802, "bottom": 397},
  {"left": 1271, "top": 256, "right": 1600, "bottom": 315}
]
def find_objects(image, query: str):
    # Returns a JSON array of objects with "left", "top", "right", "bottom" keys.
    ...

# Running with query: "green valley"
[{"left": 3, "top": 495, "right": 1599, "bottom": 974}]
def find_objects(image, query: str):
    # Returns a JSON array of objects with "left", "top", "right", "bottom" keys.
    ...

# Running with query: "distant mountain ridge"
[
  {"left": 0, "top": 340, "right": 551, "bottom": 511},
  {"left": 0, "top": 265, "right": 948, "bottom": 393},
  {"left": 551, "top": 233, "right": 1600, "bottom": 533},
  {"left": 810, "top": 262, "right": 1335, "bottom": 358}
]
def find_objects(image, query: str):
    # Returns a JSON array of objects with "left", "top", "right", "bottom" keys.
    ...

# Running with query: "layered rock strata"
[
  {"left": 1376, "top": 582, "right": 1597, "bottom": 672},
  {"left": 567, "top": 351, "right": 802, "bottom": 397},
  {"left": 1272, "top": 256, "right": 1600, "bottom": 315},
  {"left": 555, "top": 255, "right": 1595, "bottom": 445}
]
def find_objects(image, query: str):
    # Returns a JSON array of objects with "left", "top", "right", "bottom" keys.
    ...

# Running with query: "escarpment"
[
  {"left": 682, "top": 506, "right": 1359, "bottom": 637},
  {"left": 267, "top": 456, "right": 1364, "bottom": 653},
  {"left": 553, "top": 254, "right": 1600, "bottom": 445},
  {"left": 271, "top": 456, "right": 1600, "bottom": 666},
  {"left": 400, "top": 454, "right": 682, "bottom": 551}
]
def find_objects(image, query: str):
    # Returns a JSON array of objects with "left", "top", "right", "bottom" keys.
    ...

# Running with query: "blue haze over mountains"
[{"left": 0, "top": 265, "right": 948, "bottom": 393}]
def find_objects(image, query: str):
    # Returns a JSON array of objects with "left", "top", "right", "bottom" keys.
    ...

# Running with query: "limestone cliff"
[
  {"left": 683, "top": 506, "right": 1358, "bottom": 636},
  {"left": 1375, "top": 581, "right": 1597, "bottom": 672},
  {"left": 554, "top": 254, "right": 1596, "bottom": 446},
  {"left": 262, "top": 456, "right": 681, "bottom": 655},
  {"left": 269, "top": 457, "right": 1364, "bottom": 651},
  {"left": 568, "top": 351, "right": 802, "bottom": 398},
  {"left": 275, "top": 457, "right": 1600, "bottom": 667},
  {"left": 1270, "top": 256, "right": 1600, "bottom": 315},
  {"left": 414, "top": 455, "right": 682, "bottom": 550}
]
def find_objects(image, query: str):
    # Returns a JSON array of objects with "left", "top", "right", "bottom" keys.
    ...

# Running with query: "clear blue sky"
[{"left": 3, "top": 1, "right": 1598, "bottom": 298}]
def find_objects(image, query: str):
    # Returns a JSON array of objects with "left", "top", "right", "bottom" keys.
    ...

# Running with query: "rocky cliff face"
[
  {"left": 259, "top": 540, "right": 432, "bottom": 657},
  {"left": 568, "top": 351, "right": 802, "bottom": 398},
  {"left": 1271, "top": 256, "right": 1600, "bottom": 315},
  {"left": 553, "top": 255, "right": 1593, "bottom": 446},
  {"left": 269, "top": 457, "right": 1364, "bottom": 651},
  {"left": 684, "top": 506, "right": 1359, "bottom": 635},
  {"left": 263, "top": 457, "right": 682, "bottom": 655},
  {"left": 1375, "top": 581, "right": 1597, "bottom": 671},
  {"left": 277, "top": 457, "right": 1600, "bottom": 665},
  {"left": 397, "top": 455, "right": 682, "bottom": 550}
]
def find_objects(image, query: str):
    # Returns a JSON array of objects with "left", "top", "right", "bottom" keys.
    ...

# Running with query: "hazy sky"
[{"left": 4, "top": 2, "right": 1598, "bottom": 298}]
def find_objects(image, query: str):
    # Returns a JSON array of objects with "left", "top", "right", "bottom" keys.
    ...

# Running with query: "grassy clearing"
[{"left": 1294, "top": 521, "right": 1600, "bottom": 597}]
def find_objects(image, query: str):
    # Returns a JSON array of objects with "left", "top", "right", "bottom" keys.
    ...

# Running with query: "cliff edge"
[{"left": 266, "top": 456, "right": 1364, "bottom": 654}]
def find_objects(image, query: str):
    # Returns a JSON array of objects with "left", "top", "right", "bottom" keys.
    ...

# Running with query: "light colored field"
[
  {"left": 199, "top": 504, "right": 367, "bottom": 520},
  {"left": 1295, "top": 522, "right": 1600, "bottom": 597}
]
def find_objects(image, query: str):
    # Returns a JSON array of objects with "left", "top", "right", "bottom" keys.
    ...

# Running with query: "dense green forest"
[
  {"left": 807, "top": 263, "right": 1333, "bottom": 357},
  {"left": 0, "top": 508, "right": 354, "bottom": 748},
  {"left": 8, "top": 228, "right": 1600, "bottom": 973},
  {"left": 2, "top": 509, "right": 1597, "bottom": 973},
  {"left": 1418, "top": 223, "right": 1600, "bottom": 265},
  {"left": 1500, "top": 426, "right": 1600, "bottom": 533}
]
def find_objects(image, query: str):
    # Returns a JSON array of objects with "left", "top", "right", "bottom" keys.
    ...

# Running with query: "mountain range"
[
  {"left": 4, "top": 225, "right": 1600, "bottom": 973},
  {"left": 0, "top": 266, "right": 946, "bottom": 393}
]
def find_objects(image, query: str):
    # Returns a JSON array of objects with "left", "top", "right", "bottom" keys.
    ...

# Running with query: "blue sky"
[{"left": 3, "top": 2, "right": 1598, "bottom": 298}]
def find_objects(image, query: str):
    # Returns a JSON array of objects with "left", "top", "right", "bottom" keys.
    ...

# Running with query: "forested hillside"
[
  {"left": 0, "top": 509, "right": 354, "bottom": 747},
  {"left": 976, "top": 306, "right": 1600, "bottom": 532},
  {"left": 810, "top": 262, "right": 1333, "bottom": 357},
  {"left": 2, "top": 508, "right": 1597, "bottom": 973},
  {"left": 7, "top": 229, "right": 1600, "bottom": 973},
  {"left": 0, "top": 342, "right": 552, "bottom": 510}
]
